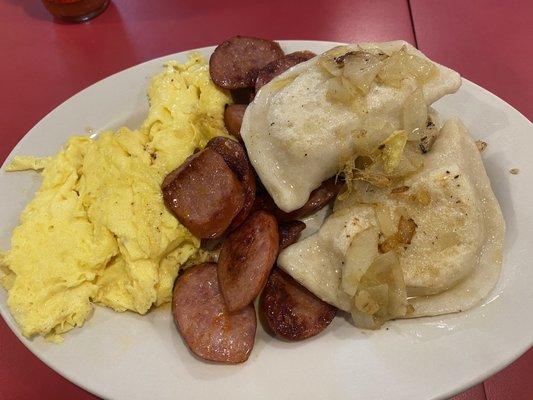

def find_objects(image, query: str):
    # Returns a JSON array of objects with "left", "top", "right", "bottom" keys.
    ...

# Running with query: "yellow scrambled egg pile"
[{"left": 0, "top": 55, "right": 231, "bottom": 341}]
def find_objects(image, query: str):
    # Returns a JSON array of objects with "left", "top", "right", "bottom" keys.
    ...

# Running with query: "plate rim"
[{"left": 1, "top": 40, "right": 532, "bottom": 400}]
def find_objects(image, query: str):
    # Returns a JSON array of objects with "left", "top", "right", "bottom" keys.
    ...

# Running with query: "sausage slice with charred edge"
[
  {"left": 260, "top": 268, "right": 337, "bottom": 341},
  {"left": 255, "top": 50, "right": 316, "bottom": 92},
  {"left": 206, "top": 136, "right": 256, "bottom": 230},
  {"left": 278, "top": 220, "right": 306, "bottom": 251},
  {"left": 279, "top": 177, "right": 342, "bottom": 221},
  {"left": 162, "top": 148, "right": 245, "bottom": 239},
  {"left": 253, "top": 177, "right": 343, "bottom": 221},
  {"left": 172, "top": 263, "right": 256, "bottom": 364},
  {"left": 231, "top": 88, "right": 254, "bottom": 105},
  {"left": 209, "top": 36, "right": 284, "bottom": 89},
  {"left": 218, "top": 210, "right": 279, "bottom": 312},
  {"left": 224, "top": 104, "right": 247, "bottom": 140}
]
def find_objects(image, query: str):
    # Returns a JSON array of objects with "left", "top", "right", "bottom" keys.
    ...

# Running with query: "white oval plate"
[{"left": 1, "top": 41, "right": 532, "bottom": 400}]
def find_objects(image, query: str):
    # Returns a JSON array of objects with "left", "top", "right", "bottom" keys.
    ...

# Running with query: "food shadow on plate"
[
  {"left": 483, "top": 152, "right": 518, "bottom": 249},
  {"left": 323, "top": 310, "right": 376, "bottom": 341},
  {"left": 98, "top": 94, "right": 149, "bottom": 134},
  {"left": 0, "top": 171, "right": 42, "bottom": 250},
  {"left": 481, "top": 150, "right": 518, "bottom": 299},
  {"left": 101, "top": 108, "right": 149, "bottom": 134},
  {"left": 436, "top": 84, "right": 510, "bottom": 138}
]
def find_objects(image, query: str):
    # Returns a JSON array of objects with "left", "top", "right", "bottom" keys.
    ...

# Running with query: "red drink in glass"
[{"left": 42, "top": 0, "right": 110, "bottom": 23}]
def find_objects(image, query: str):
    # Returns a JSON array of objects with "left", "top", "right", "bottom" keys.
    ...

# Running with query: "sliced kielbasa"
[
  {"left": 253, "top": 177, "right": 343, "bottom": 221},
  {"left": 162, "top": 148, "right": 245, "bottom": 239},
  {"left": 255, "top": 50, "right": 316, "bottom": 92},
  {"left": 278, "top": 220, "right": 306, "bottom": 251},
  {"left": 172, "top": 263, "right": 256, "bottom": 364},
  {"left": 218, "top": 210, "right": 279, "bottom": 312},
  {"left": 209, "top": 36, "right": 284, "bottom": 89},
  {"left": 231, "top": 88, "right": 254, "bottom": 105},
  {"left": 206, "top": 136, "right": 256, "bottom": 230},
  {"left": 260, "top": 268, "right": 337, "bottom": 341},
  {"left": 224, "top": 104, "right": 247, "bottom": 140},
  {"left": 278, "top": 177, "right": 343, "bottom": 221},
  {"left": 251, "top": 180, "right": 279, "bottom": 214}
]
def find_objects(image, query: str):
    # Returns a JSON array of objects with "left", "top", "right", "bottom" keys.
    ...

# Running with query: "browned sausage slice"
[
  {"left": 231, "top": 88, "right": 254, "bottom": 105},
  {"left": 162, "top": 148, "right": 245, "bottom": 239},
  {"left": 206, "top": 136, "right": 256, "bottom": 230},
  {"left": 278, "top": 177, "right": 343, "bottom": 221},
  {"left": 218, "top": 211, "right": 279, "bottom": 312},
  {"left": 250, "top": 181, "right": 279, "bottom": 214},
  {"left": 255, "top": 50, "right": 316, "bottom": 91},
  {"left": 172, "top": 263, "right": 256, "bottom": 364},
  {"left": 253, "top": 177, "right": 343, "bottom": 222},
  {"left": 278, "top": 220, "right": 306, "bottom": 251},
  {"left": 260, "top": 268, "right": 337, "bottom": 341},
  {"left": 209, "top": 36, "right": 284, "bottom": 89},
  {"left": 224, "top": 104, "right": 247, "bottom": 140}
]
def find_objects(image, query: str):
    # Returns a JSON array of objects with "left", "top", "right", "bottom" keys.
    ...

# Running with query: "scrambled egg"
[{"left": 0, "top": 55, "right": 231, "bottom": 341}]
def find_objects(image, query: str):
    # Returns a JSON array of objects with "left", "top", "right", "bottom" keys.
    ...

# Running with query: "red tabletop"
[
  {"left": 0, "top": 1, "right": 531, "bottom": 399},
  {"left": 410, "top": 0, "right": 533, "bottom": 120}
]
